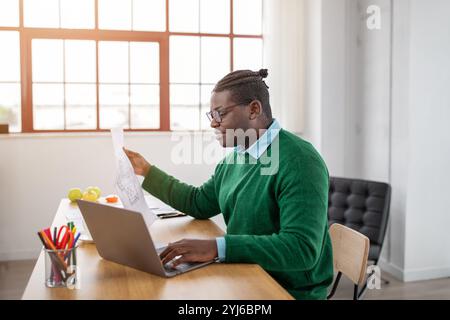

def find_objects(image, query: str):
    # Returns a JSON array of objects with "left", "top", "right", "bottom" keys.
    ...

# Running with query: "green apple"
[
  {"left": 82, "top": 190, "right": 98, "bottom": 202},
  {"left": 86, "top": 186, "right": 101, "bottom": 199},
  {"left": 68, "top": 188, "right": 83, "bottom": 202}
]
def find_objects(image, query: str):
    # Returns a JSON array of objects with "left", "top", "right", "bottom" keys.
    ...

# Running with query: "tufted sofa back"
[{"left": 328, "top": 177, "right": 391, "bottom": 262}]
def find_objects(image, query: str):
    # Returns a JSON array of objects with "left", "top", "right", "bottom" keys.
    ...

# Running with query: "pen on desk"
[
  {"left": 37, "top": 231, "right": 47, "bottom": 249},
  {"left": 40, "top": 231, "right": 69, "bottom": 270},
  {"left": 158, "top": 213, "right": 186, "bottom": 219},
  {"left": 62, "top": 231, "right": 79, "bottom": 262},
  {"left": 73, "top": 233, "right": 81, "bottom": 248},
  {"left": 157, "top": 211, "right": 181, "bottom": 216},
  {"left": 37, "top": 232, "right": 58, "bottom": 281},
  {"left": 43, "top": 228, "right": 53, "bottom": 243},
  {"left": 72, "top": 232, "right": 81, "bottom": 265},
  {"left": 37, "top": 231, "right": 66, "bottom": 281},
  {"left": 53, "top": 227, "right": 57, "bottom": 246}
]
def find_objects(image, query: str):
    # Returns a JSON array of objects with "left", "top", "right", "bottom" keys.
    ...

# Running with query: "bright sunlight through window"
[{"left": 0, "top": 0, "right": 263, "bottom": 133}]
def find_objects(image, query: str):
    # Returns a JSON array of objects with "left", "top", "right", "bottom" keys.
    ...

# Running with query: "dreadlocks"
[{"left": 213, "top": 69, "right": 273, "bottom": 120}]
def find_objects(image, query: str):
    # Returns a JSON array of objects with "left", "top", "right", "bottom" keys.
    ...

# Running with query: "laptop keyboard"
[
  {"left": 156, "top": 246, "right": 194, "bottom": 272},
  {"left": 164, "top": 261, "right": 193, "bottom": 272}
]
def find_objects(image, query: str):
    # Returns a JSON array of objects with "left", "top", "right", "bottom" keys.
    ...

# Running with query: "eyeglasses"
[{"left": 205, "top": 102, "right": 248, "bottom": 123}]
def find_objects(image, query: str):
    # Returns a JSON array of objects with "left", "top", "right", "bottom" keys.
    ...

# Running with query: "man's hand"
[
  {"left": 159, "top": 239, "right": 218, "bottom": 267},
  {"left": 123, "top": 147, "right": 151, "bottom": 177}
]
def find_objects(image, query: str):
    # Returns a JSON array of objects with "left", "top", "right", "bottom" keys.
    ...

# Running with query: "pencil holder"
[{"left": 44, "top": 246, "right": 78, "bottom": 288}]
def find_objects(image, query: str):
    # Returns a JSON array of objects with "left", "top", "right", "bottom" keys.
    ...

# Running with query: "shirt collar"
[{"left": 235, "top": 119, "right": 281, "bottom": 160}]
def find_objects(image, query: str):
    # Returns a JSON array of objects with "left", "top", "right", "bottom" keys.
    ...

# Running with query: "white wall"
[
  {"left": 264, "top": 0, "right": 305, "bottom": 134},
  {"left": 382, "top": 0, "right": 410, "bottom": 279},
  {"left": 320, "top": 0, "right": 348, "bottom": 176},
  {"left": 0, "top": 133, "right": 225, "bottom": 260},
  {"left": 319, "top": 0, "right": 392, "bottom": 180},
  {"left": 317, "top": 0, "right": 450, "bottom": 282},
  {"left": 266, "top": 0, "right": 450, "bottom": 283},
  {"left": 401, "top": 0, "right": 450, "bottom": 281},
  {"left": 344, "top": 0, "right": 392, "bottom": 182},
  {"left": 302, "top": 0, "right": 322, "bottom": 149},
  {"left": 363, "top": 0, "right": 450, "bottom": 282}
]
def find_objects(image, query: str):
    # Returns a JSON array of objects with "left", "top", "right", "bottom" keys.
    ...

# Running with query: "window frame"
[{"left": 0, "top": 0, "right": 263, "bottom": 133}]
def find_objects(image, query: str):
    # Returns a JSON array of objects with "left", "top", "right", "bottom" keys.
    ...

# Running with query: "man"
[{"left": 124, "top": 69, "right": 334, "bottom": 300}]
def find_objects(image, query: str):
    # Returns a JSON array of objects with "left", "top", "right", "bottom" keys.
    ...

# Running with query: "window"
[
  {"left": 0, "top": 0, "right": 19, "bottom": 27},
  {"left": 98, "top": 41, "right": 160, "bottom": 129},
  {"left": 0, "top": 0, "right": 263, "bottom": 133},
  {"left": 0, "top": 31, "right": 21, "bottom": 132},
  {"left": 170, "top": 36, "right": 231, "bottom": 130},
  {"left": 32, "top": 39, "right": 98, "bottom": 130},
  {"left": 98, "top": 0, "right": 166, "bottom": 31}
]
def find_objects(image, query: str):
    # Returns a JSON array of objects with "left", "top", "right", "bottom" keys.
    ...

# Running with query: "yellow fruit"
[
  {"left": 86, "top": 186, "right": 101, "bottom": 199},
  {"left": 82, "top": 190, "right": 98, "bottom": 202},
  {"left": 68, "top": 188, "right": 83, "bottom": 202}
]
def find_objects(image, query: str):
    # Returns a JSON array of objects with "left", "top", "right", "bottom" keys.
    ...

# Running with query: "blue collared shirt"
[{"left": 215, "top": 119, "right": 281, "bottom": 262}]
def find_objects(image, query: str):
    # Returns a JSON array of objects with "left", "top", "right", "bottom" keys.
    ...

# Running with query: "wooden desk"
[{"left": 22, "top": 199, "right": 293, "bottom": 300}]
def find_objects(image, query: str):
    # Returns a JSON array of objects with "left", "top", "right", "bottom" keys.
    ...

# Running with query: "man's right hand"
[{"left": 123, "top": 148, "right": 151, "bottom": 177}]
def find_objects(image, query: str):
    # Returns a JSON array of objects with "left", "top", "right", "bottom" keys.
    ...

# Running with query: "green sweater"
[{"left": 142, "top": 129, "right": 334, "bottom": 300}]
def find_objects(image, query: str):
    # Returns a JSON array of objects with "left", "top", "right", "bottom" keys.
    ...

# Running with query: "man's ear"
[{"left": 248, "top": 100, "right": 263, "bottom": 120}]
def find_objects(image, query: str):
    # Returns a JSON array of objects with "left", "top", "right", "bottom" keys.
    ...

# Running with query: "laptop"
[{"left": 77, "top": 199, "right": 217, "bottom": 277}]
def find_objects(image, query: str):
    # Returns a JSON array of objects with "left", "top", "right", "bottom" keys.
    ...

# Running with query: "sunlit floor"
[
  {"left": 1, "top": 260, "right": 450, "bottom": 300},
  {"left": 0, "top": 260, "right": 36, "bottom": 300},
  {"left": 332, "top": 271, "right": 450, "bottom": 300}
]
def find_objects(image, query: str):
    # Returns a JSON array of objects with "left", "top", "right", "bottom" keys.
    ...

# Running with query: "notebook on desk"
[
  {"left": 76, "top": 200, "right": 216, "bottom": 277},
  {"left": 64, "top": 203, "right": 94, "bottom": 243}
]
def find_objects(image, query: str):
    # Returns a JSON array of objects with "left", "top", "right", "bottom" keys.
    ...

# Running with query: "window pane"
[
  {"left": 98, "top": 0, "right": 132, "bottom": 30},
  {"left": 99, "top": 84, "right": 129, "bottom": 129},
  {"left": 33, "top": 84, "right": 64, "bottom": 130},
  {"left": 201, "top": 37, "right": 230, "bottom": 84},
  {"left": 32, "top": 39, "right": 64, "bottom": 82},
  {"left": 0, "top": 0, "right": 19, "bottom": 27},
  {"left": 201, "top": 85, "right": 214, "bottom": 130},
  {"left": 66, "top": 84, "right": 96, "bottom": 129},
  {"left": 233, "top": 0, "right": 262, "bottom": 35},
  {"left": 133, "top": 0, "right": 166, "bottom": 31},
  {"left": 65, "top": 40, "right": 96, "bottom": 83},
  {"left": 200, "top": 0, "right": 229, "bottom": 34},
  {"left": 0, "top": 31, "right": 20, "bottom": 82},
  {"left": 61, "top": 0, "right": 95, "bottom": 29},
  {"left": 99, "top": 41, "right": 129, "bottom": 83},
  {"left": 0, "top": 84, "right": 21, "bottom": 132},
  {"left": 170, "top": 36, "right": 200, "bottom": 83},
  {"left": 24, "top": 0, "right": 60, "bottom": 28},
  {"left": 130, "top": 42, "right": 159, "bottom": 84},
  {"left": 130, "top": 85, "right": 159, "bottom": 129},
  {"left": 170, "top": 84, "right": 200, "bottom": 131},
  {"left": 169, "top": 0, "right": 199, "bottom": 33},
  {"left": 233, "top": 38, "right": 263, "bottom": 71}
]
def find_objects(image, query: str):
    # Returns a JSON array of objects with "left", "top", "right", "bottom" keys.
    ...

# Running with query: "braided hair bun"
[{"left": 258, "top": 69, "right": 268, "bottom": 79}]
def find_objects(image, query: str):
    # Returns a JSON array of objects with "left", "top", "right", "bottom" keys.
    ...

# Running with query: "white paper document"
[{"left": 111, "top": 127, "right": 157, "bottom": 226}]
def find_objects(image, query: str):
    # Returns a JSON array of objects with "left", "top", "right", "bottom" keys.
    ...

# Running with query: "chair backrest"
[
  {"left": 329, "top": 223, "right": 370, "bottom": 286},
  {"left": 328, "top": 177, "right": 391, "bottom": 256}
]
